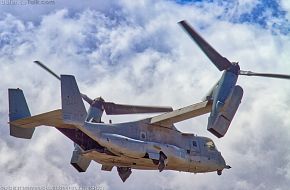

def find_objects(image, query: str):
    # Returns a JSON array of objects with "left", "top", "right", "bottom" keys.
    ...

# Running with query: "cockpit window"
[{"left": 205, "top": 139, "right": 215, "bottom": 151}]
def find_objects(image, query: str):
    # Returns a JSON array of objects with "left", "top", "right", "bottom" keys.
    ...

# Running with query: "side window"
[
  {"left": 205, "top": 140, "right": 215, "bottom": 151},
  {"left": 140, "top": 131, "right": 146, "bottom": 140},
  {"left": 190, "top": 140, "right": 199, "bottom": 153}
]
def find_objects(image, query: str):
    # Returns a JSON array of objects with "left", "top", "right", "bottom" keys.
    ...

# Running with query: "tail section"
[
  {"left": 61, "top": 75, "right": 87, "bottom": 125},
  {"left": 8, "top": 89, "right": 35, "bottom": 139}
]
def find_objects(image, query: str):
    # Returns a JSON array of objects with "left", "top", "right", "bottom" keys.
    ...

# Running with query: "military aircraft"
[{"left": 8, "top": 20, "right": 290, "bottom": 182}]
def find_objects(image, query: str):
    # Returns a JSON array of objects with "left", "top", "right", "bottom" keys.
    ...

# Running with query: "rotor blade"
[
  {"left": 239, "top": 70, "right": 290, "bottom": 80},
  {"left": 81, "top": 93, "right": 94, "bottom": 105},
  {"left": 34, "top": 61, "right": 61, "bottom": 80},
  {"left": 178, "top": 20, "right": 232, "bottom": 71},
  {"left": 103, "top": 102, "right": 173, "bottom": 115},
  {"left": 33, "top": 60, "right": 94, "bottom": 104}
]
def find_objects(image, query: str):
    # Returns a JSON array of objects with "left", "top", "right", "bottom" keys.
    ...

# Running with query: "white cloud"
[
  {"left": 281, "top": 0, "right": 290, "bottom": 19},
  {"left": 0, "top": 0, "right": 290, "bottom": 189}
]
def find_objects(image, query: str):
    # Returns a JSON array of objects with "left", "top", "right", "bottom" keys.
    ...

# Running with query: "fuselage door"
[
  {"left": 190, "top": 139, "right": 200, "bottom": 153},
  {"left": 189, "top": 139, "right": 201, "bottom": 172}
]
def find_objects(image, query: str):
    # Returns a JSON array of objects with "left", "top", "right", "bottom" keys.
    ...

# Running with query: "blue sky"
[
  {"left": 175, "top": 0, "right": 290, "bottom": 34},
  {"left": 0, "top": 0, "right": 290, "bottom": 189}
]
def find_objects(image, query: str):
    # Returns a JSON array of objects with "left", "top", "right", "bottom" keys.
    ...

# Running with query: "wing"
[
  {"left": 9, "top": 109, "right": 75, "bottom": 129},
  {"left": 104, "top": 103, "right": 173, "bottom": 115},
  {"left": 150, "top": 101, "right": 212, "bottom": 128}
]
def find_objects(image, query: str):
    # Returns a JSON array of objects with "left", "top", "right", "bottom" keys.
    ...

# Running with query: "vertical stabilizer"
[
  {"left": 8, "top": 89, "right": 35, "bottom": 139},
  {"left": 61, "top": 75, "right": 87, "bottom": 125}
]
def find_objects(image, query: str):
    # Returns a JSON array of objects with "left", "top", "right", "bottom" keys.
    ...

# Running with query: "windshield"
[{"left": 204, "top": 139, "right": 216, "bottom": 151}]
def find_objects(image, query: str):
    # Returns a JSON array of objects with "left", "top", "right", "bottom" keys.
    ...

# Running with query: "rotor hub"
[{"left": 227, "top": 63, "right": 240, "bottom": 75}]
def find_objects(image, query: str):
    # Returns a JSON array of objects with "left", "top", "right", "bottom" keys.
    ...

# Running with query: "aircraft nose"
[{"left": 217, "top": 152, "right": 227, "bottom": 168}]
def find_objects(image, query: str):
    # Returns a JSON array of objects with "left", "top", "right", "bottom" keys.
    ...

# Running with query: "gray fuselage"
[{"left": 80, "top": 118, "right": 227, "bottom": 174}]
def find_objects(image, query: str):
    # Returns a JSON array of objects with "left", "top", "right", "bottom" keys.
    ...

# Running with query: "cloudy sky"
[{"left": 1, "top": 0, "right": 290, "bottom": 189}]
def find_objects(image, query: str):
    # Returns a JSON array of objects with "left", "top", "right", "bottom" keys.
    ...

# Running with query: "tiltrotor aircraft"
[{"left": 8, "top": 20, "right": 290, "bottom": 182}]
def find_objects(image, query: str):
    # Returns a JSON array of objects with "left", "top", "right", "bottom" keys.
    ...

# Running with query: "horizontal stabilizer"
[{"left": 9, "top": 109, "right": 75, "bottom": 129}]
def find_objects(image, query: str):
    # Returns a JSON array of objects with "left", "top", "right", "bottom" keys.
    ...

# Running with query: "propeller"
[
  {"left": 179, "top": 20, "right": 290, "bottom": 137},
  {"left": 239, "top": 70, "right": 290, "bottom": 79},
  {"left": 178, "top": 20, "right": 290, "bottom": 80},
  {"left": 34, "top": 61, "right": 173, "bottom": 114},
  {"left": 34, "top": 61, "right": 94, "bottom": 103}
]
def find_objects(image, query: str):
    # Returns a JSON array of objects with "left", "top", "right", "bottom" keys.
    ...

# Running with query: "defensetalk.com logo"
[{"left": 0, "top": 0, "right": 55, "bottom": 5}]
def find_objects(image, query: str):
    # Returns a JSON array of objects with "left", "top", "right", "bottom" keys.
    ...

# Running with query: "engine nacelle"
[{"left": 207, "top": 85, "right": 243, "bottom": 138}]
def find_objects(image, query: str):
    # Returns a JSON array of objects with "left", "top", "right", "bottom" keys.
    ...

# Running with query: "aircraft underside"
[{"left": 83, "top": 149, "right": 217, "bottom": 172}]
